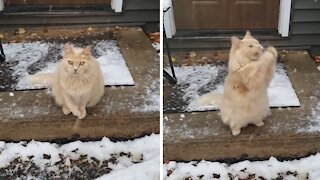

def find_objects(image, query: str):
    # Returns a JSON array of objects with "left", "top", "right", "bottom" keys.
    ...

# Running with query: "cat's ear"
[
  {"left": 83, "top": 46, "right": 92, "bottom": 56},
  {"left": 244, "top": 30, "right": 252, "bottom": 38},
  {"left": 64, "top": 43, "right": 74, "bottom": 55},
  {"left": 231, "top": 36, "right": 240, "bottom": 48}
]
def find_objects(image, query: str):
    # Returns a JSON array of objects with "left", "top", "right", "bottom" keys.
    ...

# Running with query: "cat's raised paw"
[
  {"left": 255, "top": 121, "right": 264, "bottom": 127},
  {"left": 266, "top": 46, "right": 277, "bottom": 58},
  {"left": 71, "top": 109, "right": 81, "bottom": 118},
  {"left": 62, "top": 106, "right": 71, "bottom": 115},
  {"left": 77, "top": 110, "right": 86, "bottom": 119},
  {"left": 231, "top": 128, "right": 241, "bottom": 136}
]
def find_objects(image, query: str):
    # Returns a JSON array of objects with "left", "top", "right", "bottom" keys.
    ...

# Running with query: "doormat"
[
  {"left": 0, "top": 40, "right": 134, "bottom": 91},
  {"left": 169, "top": 64, "right": 300, "bottom": 112}
]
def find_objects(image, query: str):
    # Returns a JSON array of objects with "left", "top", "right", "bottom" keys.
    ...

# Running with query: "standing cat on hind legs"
[
  {"left": 196, "top": 31, "right": 277, "bottom": 135},
  {"left": 25, "top": 44, "right": 105, "bottom": 119}
]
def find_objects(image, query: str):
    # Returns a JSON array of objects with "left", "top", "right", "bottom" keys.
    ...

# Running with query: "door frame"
[
  {"left": 278, "top": 0, "right": 292, "bottom": 37},
  {"left": 0, "top": 0, "right": 4, "bottom": 11},
  {"left": 164, "top": 7, "right": 176, "bottom": 38},
  {"left": 164, "top": 0, "right": 292, "bottom": 38},
  {"left": 111, "top": 0, "right": 123, "bottom": 13}
]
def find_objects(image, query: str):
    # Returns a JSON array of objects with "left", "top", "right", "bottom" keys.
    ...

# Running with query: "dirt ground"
[
  {"left": 0, "top": 26, "right": 116, "bottom": 44},
  {"left": 163, "top": 49, "right": 305, "bottom": 67}
]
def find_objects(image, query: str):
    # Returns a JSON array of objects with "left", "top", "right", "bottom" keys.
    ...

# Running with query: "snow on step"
[
  {"left": 164, "top": 154, "right": 320, "bottom": 180},
  {"left": 2, "top": 41, "right": 134, "bottom": 90},
  {"left": 168, "top": 64, "right": 300, "bottom": 112}
]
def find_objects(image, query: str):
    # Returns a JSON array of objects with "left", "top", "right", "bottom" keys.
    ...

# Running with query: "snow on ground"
[
  {"left": 307, "top": 101, "right": 320, "bottom": 132},
  {"left": 133, "top": 79, "right": 160, "bottom": 112},
  {"left": 169, "top": 64, "right": 301, "bottom": 112},
  {"left": 94, "top": 41, "right": 134, "bottom": 86},
  {"left": 0, "top": 134, "right": 159, "bottom": 179},
  {"left": 130, "top": 40, "right": 160, "bottom": 113},
  {"left": 299, "top": 85, "right": 320, "bottom": 133},
  {"left": 152, "top": 42, "right": 160, "bottom": 57},
  {"left": 164, "top": 153, "right": 320, "bottom": 180},
  {"left": 3, "top": 40, "right": 134, "bottom": 90}
]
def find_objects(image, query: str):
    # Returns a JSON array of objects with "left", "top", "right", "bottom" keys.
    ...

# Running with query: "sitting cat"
[
  {"left": 26, "top": 44, "right": 104, "bottom": 119},
  {"left": 196, "top": 31, "right": 277, "bottom": 135}
]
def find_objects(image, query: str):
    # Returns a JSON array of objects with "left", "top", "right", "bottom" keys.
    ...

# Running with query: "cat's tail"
[
  {"left": 191, "top": 92, "right": 223, "bottom": 109},
  {"left": 196, "top": 92, "right": 223, "bottom": 106},
  {"left": 23, "top": 73, "right": 55, "bottom": 87}
]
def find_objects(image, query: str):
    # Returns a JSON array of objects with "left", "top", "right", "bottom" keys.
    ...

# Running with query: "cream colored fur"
[
  {"left": 26, "top": 44, "right": 104, "bottom": 119},
  {"left": 196, "top": 31, "right": 277, "bottom": 135}
]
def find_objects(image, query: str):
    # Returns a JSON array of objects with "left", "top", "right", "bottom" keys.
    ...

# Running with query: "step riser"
[{"left": 164, "top": 136, "right": 320, "bottom": 161}]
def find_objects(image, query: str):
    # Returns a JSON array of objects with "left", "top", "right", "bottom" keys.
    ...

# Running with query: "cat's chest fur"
[{"left": 58, "top": 72, "right": 93, "bottom": 94}]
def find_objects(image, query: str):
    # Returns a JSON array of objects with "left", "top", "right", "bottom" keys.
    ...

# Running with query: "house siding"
[
  {"left": 168, "top": 0, "right": 320, "bottom": 56},
  {"left": 0, "top": 0, "right": 159, "bottom": 27}
]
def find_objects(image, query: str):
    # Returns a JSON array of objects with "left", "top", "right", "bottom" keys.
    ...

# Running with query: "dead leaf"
[
  {"left": 201, "top": 56, "right": 208, "bottom": 60},
  {"left": 18, "top": 28, "right": 26, "bottom": 34},
  {"left": 314, "top": 56, "right": 320, "bottom": 63},
  {"left": 188, "top": 51, "right": 197, "bottom": 58},
  {"left": 164, "top": 160, "right": 170, "bottom": 164},
  {"left": 148, "top": 32, "right": 160, "bottom": 43}
]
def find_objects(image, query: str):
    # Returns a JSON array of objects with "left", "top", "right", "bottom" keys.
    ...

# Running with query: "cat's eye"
[
  {"left": 248, "top": 45, "right": 253, "bottom": 48},
  {"left": 79, "top": 61, "right": 85, "bottom": 65},
  {"left": 68, "top": 61, "right": 73, "bottom": 65}
]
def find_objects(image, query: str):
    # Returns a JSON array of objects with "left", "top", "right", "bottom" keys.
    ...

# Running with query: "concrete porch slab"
[
  {"left": 0, "top": 27, "right": 159, "bottom": 141},
  {"left": 164, "top": 51, "right": 320, "bottom": 161}
]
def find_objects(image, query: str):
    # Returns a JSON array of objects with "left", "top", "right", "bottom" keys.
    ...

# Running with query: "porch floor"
[
  {"left": 0, "top": 27, "right": 159, "bottom": 141},
  {"left": 164, "top": 51, "right": 320, "bottom": 161}
]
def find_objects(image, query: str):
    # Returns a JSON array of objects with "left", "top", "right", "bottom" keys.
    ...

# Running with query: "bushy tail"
[
  {"left": 23, "top": 73, "right": 55, "bottom": 87},
  {"left": 195, "top": 92, "right": 223, "bottom": 107}
]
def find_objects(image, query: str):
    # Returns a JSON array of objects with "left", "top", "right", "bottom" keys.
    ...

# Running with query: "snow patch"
[
  {"left": 132, "top": 79, "right": 160, "bottom": 112},
  {"left": 169, "top": 64, "right": 300, "bottom": 112},
  {"left": 303, "top": 101, "right": 320, "bottom": 132},
  {"left": 0, "top": 134, "right": 159, "bottom": 179},
  {"left": 164, "top": 154, "right": 320, "bottom": 179},
  {"left": 3, "top": 41, "right": 134, "bottom": 90}
]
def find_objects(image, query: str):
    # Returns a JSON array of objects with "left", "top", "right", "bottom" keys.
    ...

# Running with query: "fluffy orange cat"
[
  {"left": 196, "top": 31, "right": 277, "bottom": 135},
  {"left": 26, "top": 44, "right": 104, "bottom": 119}
]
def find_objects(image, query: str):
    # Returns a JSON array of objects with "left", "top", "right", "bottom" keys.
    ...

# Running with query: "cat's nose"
[{"left": 74, "top": 69, "right": 78, "bottom": 73}]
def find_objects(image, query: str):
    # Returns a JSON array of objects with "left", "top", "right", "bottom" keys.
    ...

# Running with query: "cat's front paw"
[
  {"left": 231, "top": 128, "right": 241, "bottom": 136},
  {"left": 255, "top": 121, "right": 264, "bottom": 127},
  {"left": 266, "top": 46, "right": 277, "bottom": 58},
  {"left": 71, "top": 109, "right": 81, "bottom": 118},
  {"left": 77, "top": 109, "right": 86, "bottom": 119},
  {"left": 62, "top": 106, "right": 71, "bottom": 115}
]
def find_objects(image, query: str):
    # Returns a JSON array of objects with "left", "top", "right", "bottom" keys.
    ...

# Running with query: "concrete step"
[
  {"left": 164, "top": 51, "right": 320, "bottom": 161},
  {"left": 0, "top": 27, "right": 159, "bottom": 141}
]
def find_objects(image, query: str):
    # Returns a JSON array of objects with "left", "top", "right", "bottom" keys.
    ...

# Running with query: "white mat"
[
  {"left": 171, "top": 64, "right": 301, "bottom": 112},
  {"left": 3, "top": 40, "right": 134, "bottom": 90}
]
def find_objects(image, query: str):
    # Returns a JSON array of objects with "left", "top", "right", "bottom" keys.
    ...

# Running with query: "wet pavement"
[
  {"left": 164, "top": 51, "right": 320, "bottom": 161},
  {"left": 0, "top": 27, "right": 159, "bottom": 141}
]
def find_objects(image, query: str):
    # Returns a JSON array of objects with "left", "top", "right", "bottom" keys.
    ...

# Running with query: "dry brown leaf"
[{"left": 148, "top": 32, "right": 160, "bottom": 43}]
